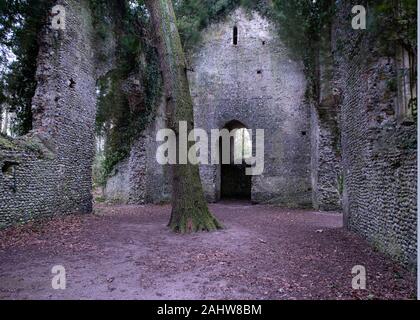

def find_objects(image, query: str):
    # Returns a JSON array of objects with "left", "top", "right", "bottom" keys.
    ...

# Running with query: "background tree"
[
  {"left": 0, "top": 0, "right": 54, "bottom": 136},
  {"left": 145, "top": 0, "right": 222, "bottom": 233}
]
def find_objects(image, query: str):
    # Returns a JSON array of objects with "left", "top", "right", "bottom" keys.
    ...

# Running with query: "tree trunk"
[
  {"left": 145, "top": 0, "right": 222, "bottom": 233},
  {"left": 0, "top": 107, "right": 3, "bottom": 134}
]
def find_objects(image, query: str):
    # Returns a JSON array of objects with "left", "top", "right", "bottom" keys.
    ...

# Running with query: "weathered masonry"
[
  {"left": 331, "top": 0, "right": 417, "bottom": 268},
  {"left": 106, "top": 8, "right": 314, "bottom": 208},
  {"left": 101, "top": 4, "right": 420, "bottom": 267},
  {"left": 189, "top": 8, "right": 312, "bottom": 205},
  {"left": 105, "top": 8, "right": 345, "bottom": 211},
  {"left": 0, "top": 0, "right": 104, "bottom": 227},
  {"left": 0, "top": 2, "right": 417, "bottom": 268}
]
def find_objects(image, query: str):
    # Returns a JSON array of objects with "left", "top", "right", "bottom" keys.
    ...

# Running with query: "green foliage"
[
  {"left": 269, "top": 0, "right": 417, "bottom": 81},
  {"left": 0, "top": 0, "right": 54, "bottom": 136},
  {"left": 174, "top": 0, "right": 269, "bottom": 50},
  {"left": 92, "top": 147, "right": 106, "bottom": 187},
  {"left": 89, "top": 0, "right": 113, "bottom": 40},
  {"left": 0, "top": 133, "right": 17, "bottom": 149},
  {"left": 94, "top": 0, "right": 272, "bottom": 181},
  {"left": 174, "top": 0, "right": 238, "bottom": 50},
  {"left": 93, "top": 0, "right": 273, "bottom": 185},
  {"left": 370, "top": 0, "right": 417, "bottom": 55},
  {"left": 93, "top": 0, "right": 162, "bottom": 183},
  {"left": 271, "top": 0, "right": 334, "bottom": 99}
]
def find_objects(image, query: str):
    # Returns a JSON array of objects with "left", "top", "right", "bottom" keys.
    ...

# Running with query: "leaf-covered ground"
[{"left": 0, "top": 202, "right": 416, "bottom": 300}]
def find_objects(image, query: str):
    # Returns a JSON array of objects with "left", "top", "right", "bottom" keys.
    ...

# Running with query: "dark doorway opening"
[
  {"left": 221, "top": 163, "right": 251, "bottom": 199},
  {"left": 219, "top": 120, "right": 251, "bottom": 200}
]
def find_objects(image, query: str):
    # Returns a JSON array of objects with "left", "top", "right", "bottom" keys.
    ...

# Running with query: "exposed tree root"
[{"left": 168, "top": 207, "right": 223, "bottom": 234}]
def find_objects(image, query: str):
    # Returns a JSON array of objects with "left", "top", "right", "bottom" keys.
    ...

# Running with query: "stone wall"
[
  {"left": 188, "top": 8, "right": 312, "bottom": 206},
  {"left": 310, "top": 103, "right": 343, "bottom": 211},
  {"left": 5, "top": 1, "right": 412, "bottom": 270},
  {"left": 106, "top": 8, "right": 313, "bottom": 207},
  {"left": 310, "top": 24, "right": 343, "bottom": 212},
  {"left": 104, "top": 97, "right": 171, "bottom": 204},
  {"left": 332, "top": 0, "right": 417, "bottom": 267},
  {"left": 0, "top": 0, "right": 99, "bottom": 227}
]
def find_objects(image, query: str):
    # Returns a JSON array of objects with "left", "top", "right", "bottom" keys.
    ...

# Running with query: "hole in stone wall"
[
  {"left": 262, "top": 41, "right": 266, "bottom": 45},
  {"left": 2, "top": 162, "right": 18, "bottom": 193},
  {"left": 233, "top": 26, "right": 238, "bottom": 45},
  {"left": 257, "top": 70, "right": 262, "bottom": 74},
  {"left": 301, "top": 131, "right": 307, "bottom": 136},
  {"left": 2, "top": 161, "right": 18, "bottom": 179},
  {"left": 2, "top": 162, "right": 15, "bottom": 175},
  {"left": 68, "top": 78, "right": 76, "bottom": 88}
]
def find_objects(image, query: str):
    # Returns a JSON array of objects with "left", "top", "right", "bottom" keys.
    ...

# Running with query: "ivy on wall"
[
  {"left": 370, "top": 0, "right": 417, "bottom": 56},
  {"left": 271, "top": 0, "right": 335, "bottom": 100},
  {"left": 92, "top": 0, "right": 162, "bottom": 184},
  {"left": 94, "top": 0, "right": 271, "bottom": 184},
  {"left": 1, "top": 0, "right": 416, "bottom": 186},
  {"left": 174, "top": 0, "right": 270, "bottom": 50}
]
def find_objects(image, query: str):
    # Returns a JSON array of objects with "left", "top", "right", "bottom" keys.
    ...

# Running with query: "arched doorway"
[{"left": 219, "top": 120, "right": 252, "bottom": 200}]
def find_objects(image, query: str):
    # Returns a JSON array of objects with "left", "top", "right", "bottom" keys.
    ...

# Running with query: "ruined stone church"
[{"left": 0, "top": 0, "right": 417, "bottom": 268}]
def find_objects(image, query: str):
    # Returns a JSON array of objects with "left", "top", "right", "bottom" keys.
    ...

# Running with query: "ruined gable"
[{"left": 188, "top": 8, "right": 312, "bottom": 205}]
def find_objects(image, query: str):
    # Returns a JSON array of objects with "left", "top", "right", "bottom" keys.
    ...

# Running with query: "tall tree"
[
  {"left": 0, "top": 0, "right": 54, "bottom": 135},
  {"left": 145, "top": 0, "right": 222, "bottom": 233}
]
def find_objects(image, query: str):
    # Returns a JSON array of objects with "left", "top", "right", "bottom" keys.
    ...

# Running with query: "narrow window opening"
[
  {"left": 257, "top": 70, "right": 262, "bottom": 74},
  {"left": 301, "top": 131, "right": 307, "bottom": 136},
  {"left": 233, "top": 26, "right": 238, "bottom": 45}
]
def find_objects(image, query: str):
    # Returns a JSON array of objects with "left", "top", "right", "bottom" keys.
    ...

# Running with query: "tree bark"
[
  {"left": 0, "top": 107, "right": 3, "bottom": 134},
  {"left": 145, "top": 0, "right": 222, "bottom": 233}
]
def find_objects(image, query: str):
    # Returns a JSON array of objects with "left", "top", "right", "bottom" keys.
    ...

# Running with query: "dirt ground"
[{"left": 0, "top": 202, "right": 416, "bottom": 300}]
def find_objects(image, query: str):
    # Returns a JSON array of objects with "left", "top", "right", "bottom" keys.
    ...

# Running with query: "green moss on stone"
[{"left": 0, "top": 135, "right": 19, "bottom": 150}]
